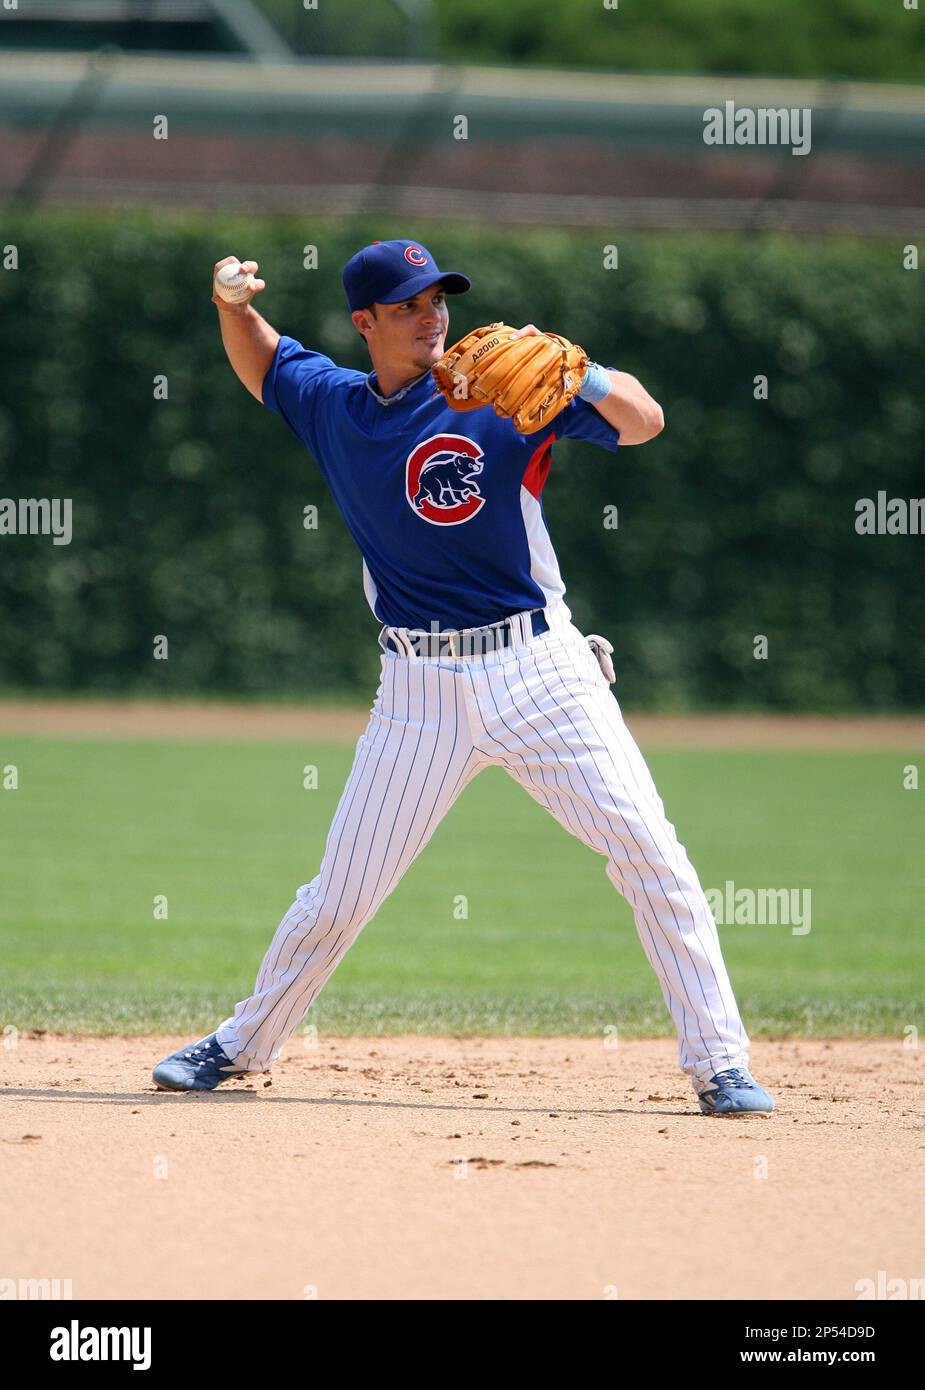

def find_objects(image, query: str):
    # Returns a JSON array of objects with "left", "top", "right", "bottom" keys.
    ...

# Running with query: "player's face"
[{"left": 374, "top": 284, "right": 449, "bottom": 375}]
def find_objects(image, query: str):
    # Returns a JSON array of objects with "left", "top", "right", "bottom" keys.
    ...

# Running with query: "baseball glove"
[{"left": 431, "top": 323, "right": 590, "bottom": 435}]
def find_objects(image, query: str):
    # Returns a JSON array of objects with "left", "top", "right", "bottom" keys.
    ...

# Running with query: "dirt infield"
[
  {"left": 2, "top": 1035, "right": 921, "bottom": 1301},
  {"left": 2, "top": 697, "right": 924, "bottom": 749}
]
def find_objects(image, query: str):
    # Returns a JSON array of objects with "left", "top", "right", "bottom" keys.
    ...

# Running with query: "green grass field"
[{"left": 1, "top": 736, "right": 922, "bottom": 1036}]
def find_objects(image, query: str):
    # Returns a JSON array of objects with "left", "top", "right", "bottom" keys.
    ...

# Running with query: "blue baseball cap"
[{"left": 342, "top": 239, "right": 471, "bottom": 312}]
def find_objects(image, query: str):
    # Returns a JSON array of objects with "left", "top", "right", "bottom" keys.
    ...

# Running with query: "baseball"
[{"left": 213, "top": 262, "right": 257, "bottom": 303}]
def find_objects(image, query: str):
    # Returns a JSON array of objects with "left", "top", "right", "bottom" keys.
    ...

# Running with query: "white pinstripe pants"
[{"left": 216, "top": 606, "right": 750, "bottom": 1089}]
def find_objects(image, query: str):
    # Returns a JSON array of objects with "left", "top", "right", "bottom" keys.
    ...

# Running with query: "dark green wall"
[{"left": 1, "top": 212, "right": 922, "bottom": 710}]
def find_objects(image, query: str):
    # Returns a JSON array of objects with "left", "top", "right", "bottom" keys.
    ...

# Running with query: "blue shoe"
[
  {"left": 152, "top": 1033, "right": 250, "bottom": 1092},
  {"left": 696, "top": 1067, "right": 774, "bottom": 1116}
]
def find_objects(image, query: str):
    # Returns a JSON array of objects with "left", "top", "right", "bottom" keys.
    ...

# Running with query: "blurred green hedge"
[
  {"left": 1, "top": 211, "right": 922, "bottom": 711},
  {"left": 254, "top": 0, "right": 925, "bottom": 82}
]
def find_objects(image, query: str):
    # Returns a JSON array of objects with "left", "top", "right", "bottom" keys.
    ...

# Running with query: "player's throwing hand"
[{"left": 212, "top": 256, "right": 266, "bottom": 309}]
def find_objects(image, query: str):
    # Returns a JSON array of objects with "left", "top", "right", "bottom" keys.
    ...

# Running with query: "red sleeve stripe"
[{"left": 521, "top": 435, "right": 555, "bottom": 500}]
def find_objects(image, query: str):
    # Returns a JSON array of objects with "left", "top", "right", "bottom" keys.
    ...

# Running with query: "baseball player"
[{"left": 152, "top": 239, "right": 773, "bottom": 1116}]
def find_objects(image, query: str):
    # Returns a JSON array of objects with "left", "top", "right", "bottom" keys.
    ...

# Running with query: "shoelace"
[
  {"left": 714, "top": 1069, "right": 753, "bottom": 1089},
  {"left": 182, "top": 1042, "right": 222, "bottom": 1067}
]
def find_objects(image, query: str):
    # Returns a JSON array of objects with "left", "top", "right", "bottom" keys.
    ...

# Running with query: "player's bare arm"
[
  {"left": 511, "top": 323, "right": 664, "bottom": 445},
  {"left": 589, "top": 369, "right": 664, "bottom": 444},
  {"left": 211, "top": 256, "right": 279, "bottom": 404}
]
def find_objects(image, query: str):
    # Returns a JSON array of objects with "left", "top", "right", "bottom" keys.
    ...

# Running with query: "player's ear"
[{"left": 351, "top": 308, "right": 372, "bottom": 340}]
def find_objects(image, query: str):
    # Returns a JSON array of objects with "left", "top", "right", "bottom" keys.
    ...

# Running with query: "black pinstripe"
[
  {"left": 224, "top": 652, "right": 484, "bottom": 1064},
  {"left": 524, "top": 638, "right": 710, "bottom": 1058},
  {"left": 215, "top": 617, "right": 748, "bottom": 1080},
  {"left": 491, "top": 638, "right": 702, "bottom": 1054}
]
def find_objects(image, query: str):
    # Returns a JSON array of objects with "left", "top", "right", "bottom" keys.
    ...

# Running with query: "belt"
[{"left": 379, "top": 609, "right": 550, "bottom": 660}]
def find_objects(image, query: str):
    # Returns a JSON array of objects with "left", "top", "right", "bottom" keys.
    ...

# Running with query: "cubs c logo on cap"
[
  {"left": 406, "top": 434, "right": 485, "bottom": 526},
  {"left": 404, "top": 246, "right": 427, "bottom": 266}
]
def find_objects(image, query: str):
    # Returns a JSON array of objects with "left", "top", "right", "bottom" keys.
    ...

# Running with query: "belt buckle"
[{"left": 447, "top": 631, "right": 459, "bottom": 659}]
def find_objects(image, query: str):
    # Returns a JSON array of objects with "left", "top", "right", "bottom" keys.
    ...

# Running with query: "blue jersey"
[{"left": 262, "top": 335, "right": 620, "bottom": 631}]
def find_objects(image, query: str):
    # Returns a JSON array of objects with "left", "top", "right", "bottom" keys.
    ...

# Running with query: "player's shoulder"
[
  {"left": 274, "top": 334, "right": 363, "bottom": 386},
  {"left": 263, "top": 335, "right": 367, "bottom": 420}
]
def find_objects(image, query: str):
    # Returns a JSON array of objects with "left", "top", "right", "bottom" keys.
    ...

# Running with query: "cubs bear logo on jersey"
[{"left": 406, "top": 433, "right": 485, "bottom": 526}]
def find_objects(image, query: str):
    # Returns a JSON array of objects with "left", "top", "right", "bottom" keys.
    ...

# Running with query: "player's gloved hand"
[
  {"left": 432, "top": 321, "right": 589, "bottom": 435},
  {"left": 211, "top": 255, "right": 266, "bottom": 311},
  {"left": 586, "top": 634, "right": 616, "bottom": 684}
]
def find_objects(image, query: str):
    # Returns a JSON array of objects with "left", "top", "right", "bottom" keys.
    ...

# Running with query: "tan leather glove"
[{"left": 432, "top": 322, "right": 589, "bottom": 435}]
